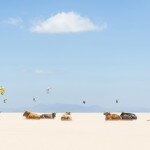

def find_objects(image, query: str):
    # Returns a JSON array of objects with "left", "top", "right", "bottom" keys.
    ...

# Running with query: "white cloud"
[
  {"left": 21, "top": 68, "right": 64, "bottom": 75},
  {"left": 1, "top": 17, "right": 23, "bottom": 27},
  {"left": 35, "top": 69, "right": 64, "bottom": 75},
  {"left": 21, "top": 68, "right": 47, "bottom": 74},
  {"left": 30, "top": 12, "right": 107, "bottom": 34},
  {"left": 35, "top": 69, "right": 46, "bottom": 74}
]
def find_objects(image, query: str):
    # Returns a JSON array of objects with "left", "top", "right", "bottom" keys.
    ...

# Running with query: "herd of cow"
[
  {"left": 103, "top": 112, "right": 137, "bottom": 120},
  {"left": 23, "top": 111, "right": 72, "bottom": 121},
  {"left": 23, "top": 111, "right": 137, "bottom": 121}
]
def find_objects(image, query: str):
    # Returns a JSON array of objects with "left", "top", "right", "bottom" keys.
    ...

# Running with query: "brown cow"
[
  {"left": 40, "top": 113, "right": 56, "bottom": 119},
  {"left": 23, "top": 111, "right": 41, "bottom": 120},
  {"left": 104, "top": 112, "right": 122, "bottom": 120},
  {"left": 61, "top": 112, "right": 72, "bottom": 121}
]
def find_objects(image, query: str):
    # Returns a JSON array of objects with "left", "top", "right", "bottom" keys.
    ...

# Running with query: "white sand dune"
[{"left": 0, "top": 113, "right": 150, "bottom": 150}]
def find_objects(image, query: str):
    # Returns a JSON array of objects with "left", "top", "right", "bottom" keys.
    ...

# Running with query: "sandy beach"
[{"left": 0, "top": 113, "right": 149, "bottom": 150}]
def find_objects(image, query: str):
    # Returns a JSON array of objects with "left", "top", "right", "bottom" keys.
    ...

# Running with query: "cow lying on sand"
[
  {"left": 61, "top": 112, "right": 72, "bottom": 121},
  {"left": 120, "top": 112, "right": 137, "bottom": 120},
  {"left": 103, "top": 112, "right": 122, "bottom": 120},
  {"left": 23, "top": 111, "right": 41, "bottom": 119},
  {"left": 40, "top": 113, "right": 56, "bottom": 119}
]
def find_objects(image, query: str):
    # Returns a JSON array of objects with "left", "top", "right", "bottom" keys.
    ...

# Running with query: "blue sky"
[{"left": 0, "top": 0, "right": 150, "bottom": 109}]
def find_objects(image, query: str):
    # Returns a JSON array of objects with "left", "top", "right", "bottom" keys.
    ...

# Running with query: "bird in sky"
[
  {"left": 46, "top": 87, "right": 52, "bottom": 94},
  {"left": 83, "top": 101, "right": 86, "bottom": 104},
  {"left": 3, "top": 98, "right": 7, "bottom": 103},
  {"left": 33, "top": 97, "right": 38, "bottom": 102},
  {"left": 116, "top": 99, "right": 119, "bottom": 104}
]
